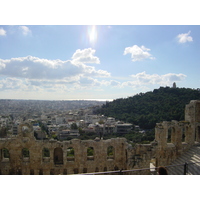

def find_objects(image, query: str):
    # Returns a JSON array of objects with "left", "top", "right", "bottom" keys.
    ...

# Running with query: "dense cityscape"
[{"left": 0, "top": 99, "right": 134, "bottom": 141}]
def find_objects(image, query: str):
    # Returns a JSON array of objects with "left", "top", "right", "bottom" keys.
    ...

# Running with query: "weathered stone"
[{"left": 0, "top": 100, "right": 200, "bottom": 174}]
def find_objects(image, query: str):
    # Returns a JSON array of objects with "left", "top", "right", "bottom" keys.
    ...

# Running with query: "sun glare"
[{"left": 88, "top": 25, "right": 97, "bottom": 43}]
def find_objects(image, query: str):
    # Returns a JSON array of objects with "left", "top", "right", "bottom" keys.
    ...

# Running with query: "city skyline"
[{"left": 0, "top": 25, "right": 199, "bottom": 100}]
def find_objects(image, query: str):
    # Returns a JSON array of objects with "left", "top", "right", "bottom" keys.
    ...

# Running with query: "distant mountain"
[{"left": 96, "top": 87, "right": 200, "bottom": 129}]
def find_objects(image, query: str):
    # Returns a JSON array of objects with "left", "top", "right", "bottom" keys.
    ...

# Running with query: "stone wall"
[
  {"left": 0, "top": 124, "right": 128, "bottom": 175},
  {"left": 0, "top": 100, "right": 200, "bottom": 175},
  {"left": 154, "top": 100, "right": 200, "bottom": 167}
]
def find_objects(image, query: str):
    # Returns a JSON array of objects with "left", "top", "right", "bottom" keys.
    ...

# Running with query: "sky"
[
  {"left": 0, "top": 25, "right": 199, "bottom": 101},
  {"left": 0, "top": 1, "right": 199, "bottom": 197}
]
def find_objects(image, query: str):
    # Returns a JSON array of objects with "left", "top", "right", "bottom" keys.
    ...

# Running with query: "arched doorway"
[
  {"left": 54, "top": 147, "right": 63, "bottom": 165},
  {"left": 87, "top": 147, "right": 94, "bottom": 160},
  {"left": 107, "top": 146, "right": 114, "bottom": 159}
]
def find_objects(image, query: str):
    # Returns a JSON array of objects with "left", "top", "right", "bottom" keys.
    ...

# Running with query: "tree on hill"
[{"left": 96, "top": 87, "right": 200, "bottom": 129}]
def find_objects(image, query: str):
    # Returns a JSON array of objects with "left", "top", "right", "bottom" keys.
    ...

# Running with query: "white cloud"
[
  {"left": 123, "top": 45, "right": 155, "bottom": 61},
  {"left": 0, "top": 77, "right": 29, "bottom": 90},
  {"left": 19, "top": 26, "right": 32, "bottom": 36},
  {"left": 122, "top": 71, "right": 186, "bottom": 88},
  {"left": 78, "top": 77, "right": 102, "bottom": 87},
  {"left": 177, "top": 31, "right": 193, "bottom": 43},
  {"left": 0, "top": 28, "right": 6, "bottom": 36},
  {"left": 0, "top": 54, "right": 109, "bottom": 80},
  {"left": 72, "top": 48, "right": 100, "bottom": 64},
  {"left": 0, "top": 48, "right": 111, "bottom": 93},
  {"left": 0, "top": 60, "right": 6, "bottom": 69}
]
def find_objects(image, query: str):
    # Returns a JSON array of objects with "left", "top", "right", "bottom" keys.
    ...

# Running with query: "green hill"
[{"left": 97, "top": 87, "right": 200, "bottom": 129}]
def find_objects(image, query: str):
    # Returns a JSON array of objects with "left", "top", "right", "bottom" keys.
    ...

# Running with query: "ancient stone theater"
[{"left": 0, "top": 100, "right": 200, "bottom": 175}]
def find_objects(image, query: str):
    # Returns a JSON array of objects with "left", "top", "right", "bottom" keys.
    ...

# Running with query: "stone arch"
[
  {"left": 43, "top": 148, "right": 50, "bottom": 157},
  {"left": 67, "top": 147, "right": 75, "bottom": 161},
  {"left": 184, "top": 124, "right": 192, "bottom": 144},
  {"left": 167, "top": 127, "right": 175, "bottom": 143},
  {"left": 54, "top": 147, "right": 63, "bottom": 165},
  {"left": 43, "top": 148, "right": 50, "bottom": 162},
  {"left": 22, "top": 148, "right": 29, "bottom": 156},
  {"left": 87, "top": 147, "right": 94, "bottom": 160},
  {"left": 2, "top": 148, "right": 10, "bottom": 160},
  {"left": 167, "top": 127, "right": 172, "bottom": 143},
  {"left": 22, "top": 148, "right": 30, "bottom": 161},
  {"left": 107, "top": 146, "right": 114, "bottom": 159}
]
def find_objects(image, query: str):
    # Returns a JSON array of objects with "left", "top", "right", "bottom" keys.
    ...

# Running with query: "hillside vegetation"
[{"left": 97, "top": 87, "right": 200, "bottom": 129}]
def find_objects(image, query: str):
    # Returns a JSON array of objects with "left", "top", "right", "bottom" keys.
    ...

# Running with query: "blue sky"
[{"left": 0, "top": 25, "right": 199, "bottom": 100}]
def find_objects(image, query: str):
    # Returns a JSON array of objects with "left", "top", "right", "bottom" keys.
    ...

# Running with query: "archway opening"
[
  {"left": 54, "top": 147, "right": 63, "bottom": 165},
  {"left": 67, "top": 147, "right": 75, "bottom": 161},
  {"left": 22, "top": 148, "right": 29, "bottom": 157},
  {"left": 167, "top": 128, "right": 172, "bottom": 143},
  {"left": 87, "top": 147, "right": 94, "bottom": 160},
  {"left": 182, "top": 127, "right": 186, "bottom": 142},
  {"left": 43, "top": 148, "right": 50, "bottom": 157},
  {"left": 43, "top": 148, "right": 50, "bottom": 162},
  {"left": 22, "top": 148, "right": 30, "bottom": 162},
  {"left": 2, "top": 148, "right": 10, "bottom": 161},
  {"left": 107, "top": 146, "right": 114, "bottom": 159}
]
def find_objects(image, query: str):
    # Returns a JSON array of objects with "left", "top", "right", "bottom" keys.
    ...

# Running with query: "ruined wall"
[
  {"left": 185, "top": 100, "right": 200, "bottom": 142},
  {"left": 0, "top": 100, "right": 200, "bottom": 175},
  {"left": 126, "top": 142, "right": 157, "bottom": 175},
  {"left": 155, "top": 121, "right": 188, "bottom": 166},
  {"left": 0, "top": 123, "right": 128, "bottom": 175},
  {"left": 185, "top": 100, "right": 200, "bottom": 123},
  {"left": 0, "top": 122, "right": 157, "bottom": 175},
  {"left": 154, "top": 100, "right": 200, "bottom": 167}
]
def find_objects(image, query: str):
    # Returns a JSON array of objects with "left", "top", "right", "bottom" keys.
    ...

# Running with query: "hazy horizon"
[{"left": 0, "top": 98, "right": 113, "bottom": 101}]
